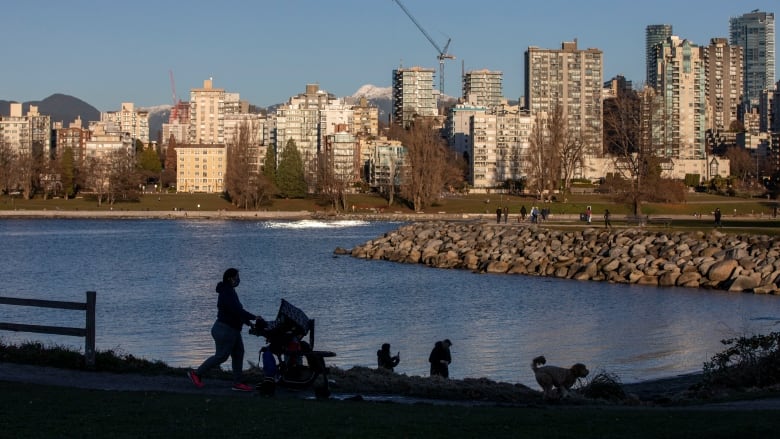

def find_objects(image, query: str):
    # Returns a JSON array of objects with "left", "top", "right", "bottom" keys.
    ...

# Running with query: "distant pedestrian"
[
  {"left": 503, "top": 206, "right": 509, "bottom": 223},
  {"left": 496, "top": 207, "right": 502, "bottom": 224},
  {"left": 714, "top": 208, "right": 722, "bottom": 227},
  {"left": 520, "top": 205, "right": 527, "bottom": 222},
  {"left": 604, "top": 209, "right": 612, "bottom": 229},
  {"left": 586, "top": 206, "right": 592, "bottom": 224},
  {"left": 377, "top": 343, "right": 400, "bottom": 372},
  {"left": 429, "top": 339, "right": 452, "bottom": 378}
]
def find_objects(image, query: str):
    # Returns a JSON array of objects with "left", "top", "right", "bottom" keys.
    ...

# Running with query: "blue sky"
[{"left": 2, "top": 0, "right": 777, "bottom": 112}]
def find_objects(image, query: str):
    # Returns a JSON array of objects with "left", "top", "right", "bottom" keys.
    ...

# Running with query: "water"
[{"left": 1, "top": 218, "right": 778, "bottom": 386}]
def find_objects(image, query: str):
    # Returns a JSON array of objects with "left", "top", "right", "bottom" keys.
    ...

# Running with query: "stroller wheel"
[
  {"left": 259, "top": 377, "right": 276, "bottom": 397},
  {"left": 314, "top": 386, "right": 330, "bottom": 400}
]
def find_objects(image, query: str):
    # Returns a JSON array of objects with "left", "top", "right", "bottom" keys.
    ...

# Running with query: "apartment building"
[
  {"left": 54, "top": 117, "right": 91, "bottom": 164},
  {"left": 189, "top": 78, "right": 226, "bottom": 144},
  {"left": 525, "top": 40, "right": 603, "bottom": 157},
  {"left": 651, "top": 36, "right": 707, "bottom": 160},
  {"left": 100, "top": 102, "right": 150, "bottom": 145},
  {"left": 370, "top": 141, "right": 406, "bottom": 190},
  {"left": 323, "top": 130, "right": 359, "bottom": 185},
  {"left": 729, "top": 10, "right": 776, "bottom": 109},
  {"left": 175, "top": 143, "right": 226, "bottom": 193},
  {"left": 470, "top": 105, "right": 532, "bottom": 190},
  {"left": 646, "top": 24, "right": 673, "bottom": 88},
  {"left": 702, "top": 38, "right": 743, "bottom": 133},
  {"left": 446, "top": 103, "right": 488, "bottom": 160},
  {"left": 463, "top": 69, "right": 503, "bottom": 108},
  {"left": 391, "top": 66, "right": 437, "bottom": 128},
  {"left": 273, "top": 86, "right": 331, "bottom": 156},
  {"left": 0, "top": 103, "right": 51, "bottom": 157},
  {"left": 350, "top": 96, "right": 379, "bottom": 138},
  {"left": 84, "top": 122, "right": 133, "bottom": 160}
]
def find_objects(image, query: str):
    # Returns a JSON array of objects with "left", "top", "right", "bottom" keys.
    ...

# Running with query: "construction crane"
[
  {"left": 392, "top": 0, "right": 455, "bottom": 97},
  {"left": 169, "top": 69, "right": 181, "bottom": 122}
]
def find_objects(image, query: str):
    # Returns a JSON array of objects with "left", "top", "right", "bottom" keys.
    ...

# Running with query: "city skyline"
[{"left": 1, "top": 0, "right": 777, "bottom": 111}]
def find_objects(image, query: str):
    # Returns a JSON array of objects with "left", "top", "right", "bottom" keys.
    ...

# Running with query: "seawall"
[{"left": 345, "top": 221, "right": 780, "bottom": 294}]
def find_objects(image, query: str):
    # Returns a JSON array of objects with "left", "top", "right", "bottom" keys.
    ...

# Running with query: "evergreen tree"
[
  {"left": 262, "top": 144, "right": 277, "bottom": 185},
  {"left": 276, "top": 139, "right": 307, "bottom": 198}
]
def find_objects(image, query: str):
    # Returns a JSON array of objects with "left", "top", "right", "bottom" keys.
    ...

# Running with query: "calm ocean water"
[{"left": 1, "top": 218, "right": 778, "bottom": 386}]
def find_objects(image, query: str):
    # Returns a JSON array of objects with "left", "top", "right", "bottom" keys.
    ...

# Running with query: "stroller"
[{"left": 249, "top": 299, "right": 336, "bottom": 398}]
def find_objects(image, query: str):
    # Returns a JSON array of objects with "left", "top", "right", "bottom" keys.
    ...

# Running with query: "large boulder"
[{"left": 707, "top": 259, "right": 739, "bottom": 282}]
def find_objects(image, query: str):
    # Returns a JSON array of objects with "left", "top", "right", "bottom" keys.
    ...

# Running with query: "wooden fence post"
[{"left": 85, "top": 291, "right": 96, "bottom": 369}]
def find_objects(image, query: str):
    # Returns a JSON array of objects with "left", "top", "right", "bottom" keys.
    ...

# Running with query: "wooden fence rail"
[{"left": 0, "top": 291, "right": 96, "bottom": 368}]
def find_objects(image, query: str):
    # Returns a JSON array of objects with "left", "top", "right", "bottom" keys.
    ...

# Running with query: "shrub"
[
  {"left": 581, "top": 371, "right": 626, "bottom": 401},
  {"left": 702, "top": 331, "right": 780, "bottom": 389}
]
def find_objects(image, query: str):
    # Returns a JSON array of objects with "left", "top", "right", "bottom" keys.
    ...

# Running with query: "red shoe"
[
  {"left": 232, "top": 383, "right": 253, "bottom": 392},
  {"left": 187, "top": 370, "right": 204, "bottom": 388}
]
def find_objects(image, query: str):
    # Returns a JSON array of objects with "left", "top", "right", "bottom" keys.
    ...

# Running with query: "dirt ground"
[{"left": 3, "top": 361, "right": 780, "bottom": 410}]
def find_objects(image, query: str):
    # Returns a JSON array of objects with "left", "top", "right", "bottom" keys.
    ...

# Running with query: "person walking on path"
[
  {"left": 586, "top": 206, "right": 592, "bottom": 224},
  {"left": 604, "top": 209, "right": 612, "bottom": 229},
  {"left": 496, "top": 207, "right": 502, "bottom": 224},
  {"left": 520, "top": 205, "right": 527, "bottom": 222},
  {"left": 714, "top": 208, "right": 722, "bottom": 227},
  {"left": 377, "top": 343, "right": 400, "bottom": 372},
  {"left": 503, "top": 206, "right": 509, "bottom": 223},
  {"left": 187, "top": 268, "right": 262, "bottom": 392},
  {"left": 429, "top": 339, "right": 452, "bottom": 378}
]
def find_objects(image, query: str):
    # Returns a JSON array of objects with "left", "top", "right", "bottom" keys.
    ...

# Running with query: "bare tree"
[
  {"left": 0, "top": 141, "right": 16, "bottom": 195},
  {"left": 526, "top": 107, "right": 563, "bottom": 200},
  {"left": 84, "top": 156, "right": 111, "bottom": 207},
  {"left": 225, "top": 123, "right": 275, "bottom": 209},
  {"left": 390, "top": 119, "right": 455, "bottom": 212},
  {"left": 15, "top": 151, "right": 41, "bottom": 200},
  {"left": 107, "top": 148, "right": 140, "bottom": 204},
  {"left": 602, "top": 87, "right": 687, "bottom": 214}
]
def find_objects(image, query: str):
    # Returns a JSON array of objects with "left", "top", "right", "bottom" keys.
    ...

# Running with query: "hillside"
[{"left": 0, "top": 94, "right": 99, "bottom": 125}]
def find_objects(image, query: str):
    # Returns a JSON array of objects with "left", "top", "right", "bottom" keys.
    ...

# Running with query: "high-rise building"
[
  {"left": 646, "top": 24, "right": 673, "bottom": 88},
  {"left": 189, "top": 78, "right": 226, "bottom": 144},
  {"left": 524, "top": 40, "right": 603, "bottom": 155},
  {"left": 100, "top": 102, "right": 150, "bottom": 145},
  {"left": 729, "top": 10, "right": 775, "bottom": 108},
  {"left": 652, "top": 36, "right": 707, "bottom": 160},
  {"left": 702, "top": 38, "right": 743, "bottom": 133},
  {"left": 0, "top": 103, "right": 51, "bottom": 157},
  {"left": 391, "top": 66, "right": 437, "bottom": 128},
  {"left": 463, "top": 69, "right": 503, "bottom": 108}
]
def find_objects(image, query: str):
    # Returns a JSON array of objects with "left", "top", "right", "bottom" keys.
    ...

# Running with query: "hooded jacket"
[{"left": 215, "top": 281, "right": 256, "bottom": 330}]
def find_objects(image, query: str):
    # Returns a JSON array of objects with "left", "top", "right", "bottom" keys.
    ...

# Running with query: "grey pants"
[{"left": 196, "top": 320, "right": 245, "bottom": 383}]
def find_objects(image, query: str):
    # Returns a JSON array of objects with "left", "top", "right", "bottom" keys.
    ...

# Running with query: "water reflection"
[{"left": 0, "top": 219, "right": 777, "bottom": 386}]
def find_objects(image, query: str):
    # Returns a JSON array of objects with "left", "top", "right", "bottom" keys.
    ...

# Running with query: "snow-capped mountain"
[{"left": 352, "top": 84, "right": 392, "bottom": 100}]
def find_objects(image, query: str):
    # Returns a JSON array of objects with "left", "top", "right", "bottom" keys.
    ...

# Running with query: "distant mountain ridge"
[
  {"left": 0, "top": 94, "right": 99, "bottom": 126},
  {"left": 0, "top": 85, "right": 409, "bottom": 140}
]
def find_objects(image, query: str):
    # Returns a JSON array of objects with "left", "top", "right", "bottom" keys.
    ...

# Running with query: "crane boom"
[
  {"left": 392, "top": 0, "right": 454, "bottom": 97},
  {"left": 392, "top": 0, "right": 444, "bottom": 56}
]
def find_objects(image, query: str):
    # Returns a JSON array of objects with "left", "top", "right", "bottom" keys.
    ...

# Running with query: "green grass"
[
  {"left": 2, "top": 191, "right": 779, "bottom": 217},
  {"left": 1, "top": 342, "right": 780, "bottom": 437},
  {"left": 1, "top": 381, "right": 777, "bottom": 438}
]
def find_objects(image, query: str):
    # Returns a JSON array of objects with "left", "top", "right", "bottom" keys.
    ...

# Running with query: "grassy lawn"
[
  {"left": 1, "top": 380, "right": 777, "bottom": 438},
  {"left": 2, "top": 192, "right": 778, "bottom": 217}
]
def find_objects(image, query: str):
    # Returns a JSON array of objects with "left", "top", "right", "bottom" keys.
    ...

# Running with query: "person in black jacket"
[
  {"left": 428, "top": 339, "right": 452, "bottom": 378},
  {"left": 188, "top": 268, "right": 262, "bottom": 392},
  {"left": 377, "top": 343, "right": 400, "bottom": 371}
]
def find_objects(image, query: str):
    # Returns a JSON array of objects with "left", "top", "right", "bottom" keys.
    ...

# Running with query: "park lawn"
[
  {"left": 1, "top": 191, "right": 777, "bottom": 218},
  {"left": 1, "top": 380, "right": 777, "bottom": 438}
]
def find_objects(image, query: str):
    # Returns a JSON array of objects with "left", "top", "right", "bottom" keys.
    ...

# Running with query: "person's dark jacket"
[
  {"left": 428, "top": 341, "right": 451, "bottom": 377},
  {"left": 377, "top": 349, "right": 400, "bottom": 371},
  {"left": 215, "top": 281, "right": 256, "bottom": 330}
]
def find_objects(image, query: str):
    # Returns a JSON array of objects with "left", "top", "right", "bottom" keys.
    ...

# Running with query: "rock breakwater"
[{"left": 344, "top": 222, "right": 780, "bottom": 294}]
